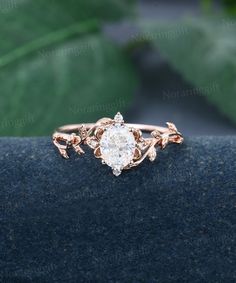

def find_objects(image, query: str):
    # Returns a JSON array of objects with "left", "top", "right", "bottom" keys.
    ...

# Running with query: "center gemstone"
[{"left": 100, "top": 124, "right": 136, "bottom": 176}]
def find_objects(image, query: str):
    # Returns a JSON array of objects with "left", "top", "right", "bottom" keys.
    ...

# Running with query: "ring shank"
[{"left": 57, "top": 123, "right": 169, "bottom": 134}]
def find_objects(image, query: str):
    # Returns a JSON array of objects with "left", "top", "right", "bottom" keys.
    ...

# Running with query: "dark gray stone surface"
[{"left": 0, "top": 137, "right": 236, "bottom": 282}]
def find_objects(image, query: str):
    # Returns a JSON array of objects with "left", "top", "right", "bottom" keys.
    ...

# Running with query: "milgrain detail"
[{"left": 53, "top": 112, "right": 183, "bottom": 176}]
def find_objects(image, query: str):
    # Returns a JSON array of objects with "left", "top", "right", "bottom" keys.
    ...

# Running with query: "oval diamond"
[{"left": 100, "top": 124, "right": 136, "bottom": 174}]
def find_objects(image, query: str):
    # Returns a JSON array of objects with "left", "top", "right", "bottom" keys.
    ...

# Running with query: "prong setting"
[
  {"left": 94, "top": 147, "right": 102, "bottom": 158},
  {"left": 114, "top": 112, "right": 124, "bottom": 124},
  {"left": 53, "top": 112, "right": 183, "bottom": 176}
]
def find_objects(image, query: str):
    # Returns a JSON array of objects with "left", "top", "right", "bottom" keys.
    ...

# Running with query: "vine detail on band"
[{"left": 53, "top": 116, "right": 183, "bottom": 170}]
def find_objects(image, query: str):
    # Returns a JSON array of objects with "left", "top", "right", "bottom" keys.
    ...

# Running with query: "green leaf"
[
  {"left": 201, "top": 0, "right": 213, "bottom": 13},
  {"left": 0, "top": 34, "right": 137, "bottom": 136},
  {"left": 0, "top": 0, "right": 136, "bottom": 57},
  {"left": 0, "top": 0, "right": 137, "bottom": 136},
  {"left": 223, "top": 0, "right": 236, "bottom": 15},
  {"left": 139, "top": 18, "right": 236, "bottom": 123}
]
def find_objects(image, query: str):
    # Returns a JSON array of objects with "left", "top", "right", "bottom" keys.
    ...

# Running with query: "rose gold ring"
[{"left": 52, "top": 112, "right": 184, "bottom": 176}]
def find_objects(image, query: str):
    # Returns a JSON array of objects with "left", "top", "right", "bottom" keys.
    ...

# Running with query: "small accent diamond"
[
  {"left": 114, "top": 112, "right": 124, "bottom": 124},
  {"left": 148, "top": 148, "right": 157, "bottom": 162},
  {"left": 113, "top": 168, "right": 122, "bottom": 177},
  {"left": 86, "top": 137, "right": 99, "bottom": 149}
]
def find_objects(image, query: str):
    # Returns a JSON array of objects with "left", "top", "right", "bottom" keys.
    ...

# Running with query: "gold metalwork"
[{"left": 52, "top": 113, "right": 184, "bottom": 175}]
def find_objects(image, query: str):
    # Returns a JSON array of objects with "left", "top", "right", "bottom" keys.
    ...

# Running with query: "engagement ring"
[{"left": 52, "top": 113, "right": 184, "bottom": 176}]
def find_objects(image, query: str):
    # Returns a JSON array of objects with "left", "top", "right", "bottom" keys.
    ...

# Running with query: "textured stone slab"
[{"left": 0, "top": 137, "right": 235, "bottom": 282}]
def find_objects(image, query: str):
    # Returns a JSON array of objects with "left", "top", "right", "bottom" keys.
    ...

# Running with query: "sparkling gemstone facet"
[
  {"left": 114, "top": 112, "right": 124, "bottom": 124},
  {"left": 100, "top": 124, "right": 136, "bottom": 175}
]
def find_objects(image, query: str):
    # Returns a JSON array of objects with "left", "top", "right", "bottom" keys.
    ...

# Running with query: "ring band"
[{"left": 52, "top": 112, "right": 184, "bottom": 176}]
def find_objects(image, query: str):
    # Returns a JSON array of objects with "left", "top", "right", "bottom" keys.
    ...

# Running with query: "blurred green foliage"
[
  {"left": 223, "top": 0, "right": 236, "bottom": 15},
  {"left": 202, "top": 0, "right": 236, "bottom": 14},
  {"left": 140, "top": 18, "right": 236, "bottom": 123},
  {"left": 0, "top": 0, "right": 137, "bottom": 136},
  {"left": 1, "top": 0, "right": 236, "bottom": 136},
  {"left": 201, "top": 0, "right": 213, "bottom": 12}
]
